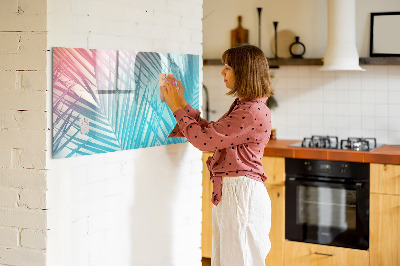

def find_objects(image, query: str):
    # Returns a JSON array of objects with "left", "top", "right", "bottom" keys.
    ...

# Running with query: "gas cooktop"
[{"left": 289, "top": 135, "right": 383, "bottom": 151}]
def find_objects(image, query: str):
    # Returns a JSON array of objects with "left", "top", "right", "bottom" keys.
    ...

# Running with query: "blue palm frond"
[{"left": 52, "top": 47, "right": 199, "bottom": 159}]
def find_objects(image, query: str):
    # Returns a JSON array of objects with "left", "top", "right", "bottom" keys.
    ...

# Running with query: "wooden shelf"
[
  {"left": 203, "top": 57, "right": 400, "bottom": 67},
  {"left": 268, "top": 58, "right": 322, "bottom": 67},
  {"left": 203, "top": 58, "right": 323, "bottom": 67},
  {"left": 359, "top": 57, "right": 400, "bottom": 65},
  {"left": 202, "top": 59, "right": 223, "bottom": 66}
]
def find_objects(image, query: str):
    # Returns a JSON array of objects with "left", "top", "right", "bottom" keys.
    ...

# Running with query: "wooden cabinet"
[
  {"left": 264, "top": 184, "right": 285, "bottom": 266},
  {"left": 262, "top": 156, "right": 285, "bottom": 266},
  {"left": 201, "top": 152, "right": 213, "bottom": 258},
  {"left": 370, "top": 163, "right": 400, "bottom": 266},
  {"left": 261, "top": 156, "right": 285, "bottom": 186},
  {"left": 284, "top": 241, "right": 369, "bottom": 266},
  {"left": 370, "top": 193, "right": 400, "bottom": 266},
  {"left": 370, "top": 163, "right": 400, "bottom": 195}
]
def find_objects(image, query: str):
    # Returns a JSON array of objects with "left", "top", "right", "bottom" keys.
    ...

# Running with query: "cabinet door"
[
  {"left": 264, "top": 184, "right": 285, "bottom": 266},
  {"left": 261, "top": 156, "right": 285, "bottom": 185},
  {"left": 370, "top": 163, "right": 400, "bottom": 195},
  {"left": 284, "top": 241, "right": 369, "bottom": 266},
  {"left": 202, "top": 152, "right": 213, "bottom": 258},
  {"left": 370, "top": 193, "right": 400, "bottom": 266}
]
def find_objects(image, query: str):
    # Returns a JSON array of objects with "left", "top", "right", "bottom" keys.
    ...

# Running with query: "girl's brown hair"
[{"left": 221, "top": 44, "right": 273, "bottom": 99}]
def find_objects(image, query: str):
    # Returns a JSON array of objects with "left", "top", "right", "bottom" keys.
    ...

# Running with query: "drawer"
[{"left": 283, "top": 240, "right": 369, "bottom": 266}]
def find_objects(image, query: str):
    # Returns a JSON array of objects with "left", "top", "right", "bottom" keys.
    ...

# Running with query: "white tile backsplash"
[
  {"left": 323, "top": 88, "right": 336, "bottom": 104},
  {"left": 348, "top": 90, "right": 362, "bottom": 104},
  {"left": 361, "top": 104, "right": 374, "bottom": 117},
  {"left": 310, "top": 66, "right": 324, "bottom": 77},
  {"left": 362, "top": 116, "right": 375, "bottom": 130},
  {"left": 375, "top": 117, "right": 389, "bottom": 129},
  {"left": 348, "top": 103, "right": 362, "bottom": 116},
  {"left": 336, "top": 115, "right": 348, "bottom": 129},
  {"left": 286, "top": 77, "right": 299, "bottom": 89},
  {"left": 389, "top": 104, "right": 400, "bottom": 117},
  {"left": 335, "top": 73, "right": 349, "bottom": 90},
  {"left": 204, "top": 65, "right": 400, "bottom": 144},
  {"left": 336, "top": 103, "right": 349, "bottom": 116},
  {"left": 375, "top": 130, "right": 389, "bottom": 144},
  {"left": 336, "top": 90, "right": 349, "bottom": 103},
  {"left": 323, "top": 115, "right": 336, "bottom": 130},
  {"left": 349, "top": 128, "right": 363, "bottom": 137},
  {"left": 389, "top": 131, "right": 400, "bottom": 143},
  {"left": 298, "top": 67, "right": 311, "bottom": 78},
  {"left": 375, "top": 104, "right": 389, "bottom": 117},
  {"left": 389, "top": 117, "right": 400, "bottom": 131},
  {"left": 374, "top": 90, "right": 388, "bottom": 104},
  {"left": 285, "top": 66, "right": 298, "bottom": 77},
  {"left": 311, "top": 77, "right": 324, "bottom": 90},
  {"left": 298, "top": 77, "right": 311, "bottom": 89},
  {"left": 374, "top": 65, "right": 388, "bottom": 77},
  {"left": 388, "top": 66, "right": 400, "bottom": 76},
  {"left": 374, "top": 77, "right": 388, "bottom": 91},
  {"left": 349, "top": 116, "right": 363, "bottom": 129},
  {"left": 362, "top": 90, "right": 375, "bottom": 103},
  {"left": 323, "top": 103, "right": 336, "bottom": 116},
  {"left": 388, "top": 76, "right": 400, "bottom": 91},
  {"left": 388, "top": 91, "right": 400, "bottom": 104}
]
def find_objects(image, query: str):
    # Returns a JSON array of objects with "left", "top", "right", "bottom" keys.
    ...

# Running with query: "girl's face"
[{"left": 220, "top": 64, "right": 235, "bottom": 89}]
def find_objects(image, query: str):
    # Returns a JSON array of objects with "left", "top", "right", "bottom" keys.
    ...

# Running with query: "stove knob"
[
  {"left": 340, "top": 164, "right": 347, "bottom": 174},
  {"left": 305, "top": 162, "right": 312, "bottom": 171}
]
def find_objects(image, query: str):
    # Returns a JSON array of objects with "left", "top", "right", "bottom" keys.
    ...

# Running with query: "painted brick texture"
[
  {"left": 46, "top": 0, "right": 203, "bottom": 266},
  {"left": 0, "top": 0, "right": 48, "bottom": 265}
]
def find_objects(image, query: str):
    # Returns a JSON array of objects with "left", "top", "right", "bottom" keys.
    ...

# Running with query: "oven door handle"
[
  {"left": 314, "top": 252, "right": 335, "bottom": 257},
  {"left": 287, "top": 177, "right": 364, "bottom": 189}
]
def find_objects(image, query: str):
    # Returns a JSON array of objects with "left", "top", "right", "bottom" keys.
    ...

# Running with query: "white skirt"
[{"left": 212, "top": 176, "right": 271, "bottom": 266}]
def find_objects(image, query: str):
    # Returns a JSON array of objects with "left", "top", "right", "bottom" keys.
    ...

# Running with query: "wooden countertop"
[{"left": 263, "top": 139, "right": 400, "bottom": 165}]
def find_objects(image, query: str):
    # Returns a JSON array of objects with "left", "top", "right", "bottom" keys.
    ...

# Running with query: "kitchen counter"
[{"left": 263, "top": 139, "right": 400, "bottom": 164}]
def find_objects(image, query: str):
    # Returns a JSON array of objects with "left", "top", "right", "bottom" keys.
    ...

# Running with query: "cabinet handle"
[{"left": 314, "top": 252, "right": 335, "bottom": 257}]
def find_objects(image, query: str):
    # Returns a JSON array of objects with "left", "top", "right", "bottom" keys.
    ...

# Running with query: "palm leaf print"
[{"left": 52, "top": 47, "right": 199, "bottom": 158}]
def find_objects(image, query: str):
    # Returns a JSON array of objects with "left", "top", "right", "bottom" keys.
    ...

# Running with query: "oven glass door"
[
  {"left": 286, "top": 179, "right": 369, "bottom": 250},
  {"left": 298, "top": 185, "right": 356, "bottom": 230}
]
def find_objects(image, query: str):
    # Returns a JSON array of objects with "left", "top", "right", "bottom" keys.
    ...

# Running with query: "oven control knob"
[
  {"left": 305, "top": 162, "right": 312, "bottom": 171},
  {"left": 340, "top": 164, "right": 347, "bottom": 174}
]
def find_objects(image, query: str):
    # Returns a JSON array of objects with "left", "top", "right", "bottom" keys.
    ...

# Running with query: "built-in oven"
[{"left": 285, "top": 158, "right": 370, "bottom": 250}]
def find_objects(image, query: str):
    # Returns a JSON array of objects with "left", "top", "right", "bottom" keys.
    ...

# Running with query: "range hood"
[{"left": 320, "top": 0, "right": 365, "bottom": 71}]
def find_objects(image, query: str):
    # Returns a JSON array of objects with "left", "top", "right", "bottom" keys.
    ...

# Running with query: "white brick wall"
[
  {"left": 2, "top": 0, "right": 203, "bottom": 264},
  {"left": 21, "top": 229, "right": 47, "bottom": 250},
  {"left": 0, "top": 0, "right": 48, "bottom": 265},
  {"left": 46, "top": 1, "right": 203, "bottom": 266},
  {"left": 0, "top": 187, "right": 19, "bottom": 208},
  {"left": 0, "top": 227, "right": 19, "bottom": 247}
]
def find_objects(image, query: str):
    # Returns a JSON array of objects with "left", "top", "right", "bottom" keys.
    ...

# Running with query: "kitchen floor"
[{"left": 202, "top": 257, "right": 211, "bottom": 266}]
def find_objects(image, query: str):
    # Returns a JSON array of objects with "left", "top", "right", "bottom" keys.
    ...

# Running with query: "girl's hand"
[
  {"left": 161, "top": 77, "right": 185, "bottom": 113},
  {"left": 170, "top": 77, "right": 187, "bottom": 108}
]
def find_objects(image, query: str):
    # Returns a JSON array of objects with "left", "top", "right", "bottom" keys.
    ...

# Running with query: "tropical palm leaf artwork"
[{"left": 52, "top": 47, "right": 199, "bottom": 159}]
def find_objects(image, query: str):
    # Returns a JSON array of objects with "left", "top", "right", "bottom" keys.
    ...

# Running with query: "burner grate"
[
  {"left": 340, "top": 137, "right": 377, "bottom": 151},
  {"left": 296, "top": 136, "right": 378, "bottom": 151},
  {"left": 301, "top": 135, "right": 339, "bottom": 149}
]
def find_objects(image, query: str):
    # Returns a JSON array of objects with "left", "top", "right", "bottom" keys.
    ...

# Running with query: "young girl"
[{"left": 162, "top": 44, "right": 273, "bottom": 266}]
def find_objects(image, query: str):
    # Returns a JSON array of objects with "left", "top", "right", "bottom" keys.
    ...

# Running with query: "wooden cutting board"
[{"left": 231, "top": 16, "right": 249, "bottom": 48}]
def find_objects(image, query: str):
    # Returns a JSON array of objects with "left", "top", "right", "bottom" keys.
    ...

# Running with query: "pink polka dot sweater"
[{"left": 168, "top": 97, "right": 271, "bottom": 206}]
